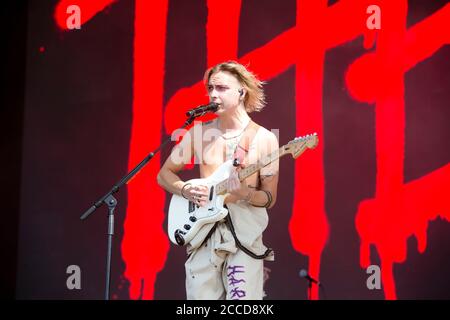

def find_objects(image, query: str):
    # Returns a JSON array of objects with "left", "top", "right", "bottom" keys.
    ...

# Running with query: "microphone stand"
[
  {"left": 306, "top": 279, "right": 326, "bottom": 300},
  {"left": 307, "top": 279, "right": 312, "bottom": 300},
  {"left": 300, "top": 269, "right": 325, "bottom": 300},
  {"left": 80, "top": 111, "right": 206, "bottom": 300}
]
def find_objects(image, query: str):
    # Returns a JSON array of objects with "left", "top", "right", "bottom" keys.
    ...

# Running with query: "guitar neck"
[
  {"left": 209, "top": 133, "right": 315, "bottom": 196},
  {"left": 215, "top": 146, "right": 289, "bottom": 196}
]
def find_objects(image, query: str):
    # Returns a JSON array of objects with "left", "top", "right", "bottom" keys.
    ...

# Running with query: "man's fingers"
[
  {"left": 191, "top": 185, "right": 209, "bottom": 196},
  {"left": 226, "top": 174, "right": 243, "bottom": 193},
  {"left": 193, "top": 191, "right": 208, "bottom": 199},
  {"left": 228, "top": 179, "right": 237, "bottom": 192}
]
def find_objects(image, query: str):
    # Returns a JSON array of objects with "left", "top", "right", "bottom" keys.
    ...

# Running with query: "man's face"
[{"left": 207, "top": 71, "right": 242, "bottom": 115}]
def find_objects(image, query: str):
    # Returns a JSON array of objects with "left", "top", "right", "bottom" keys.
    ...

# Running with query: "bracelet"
[
  {"left": 262, "top": 190, "right": 273, "bottom": 208},
  {"left": 252, "top": 190, "right": 273, "bottom": 208},
  {"left": 181, "top": 183, "right": 191, "bottom": 199}
]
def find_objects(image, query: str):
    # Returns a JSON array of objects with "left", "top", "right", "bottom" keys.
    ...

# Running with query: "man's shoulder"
[
  {"left": 249, "top": 122, "right": 278, "bottom": 155},
  {"left": 253, "top": 122, "right": 278, "bottom": 141}
]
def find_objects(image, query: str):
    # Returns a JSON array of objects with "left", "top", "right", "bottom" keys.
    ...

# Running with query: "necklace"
[
  {"left": 217, "top": 118, "right": 251, "bottom": 140},
  {"left": 221, "top": 131, "right": 244, "bottom": 140}
]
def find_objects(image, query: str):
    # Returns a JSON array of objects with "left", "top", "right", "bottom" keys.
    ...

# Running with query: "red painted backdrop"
[{"left": 16, "top": 0, "right": 450, "bottom": 300}]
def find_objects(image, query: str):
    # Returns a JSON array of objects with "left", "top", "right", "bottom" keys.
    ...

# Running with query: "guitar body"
[{"left": 168, "top": 160, "right": 234, "bottom": 246}]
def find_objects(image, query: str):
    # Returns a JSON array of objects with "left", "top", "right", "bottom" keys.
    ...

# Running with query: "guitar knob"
[
  {"left": 174, "top": 229, "right": 185, "bottom": 246},
  {"left": 189, "top": 216, "right": 197, "bottom": 222},
  {"left": 184, "top": 224, "right": 191, "bottom": 230}
]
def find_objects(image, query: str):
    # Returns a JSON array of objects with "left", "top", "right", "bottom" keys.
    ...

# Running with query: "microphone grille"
[{"left": 299, "top": 269, "right": 307, "bottom": 278}]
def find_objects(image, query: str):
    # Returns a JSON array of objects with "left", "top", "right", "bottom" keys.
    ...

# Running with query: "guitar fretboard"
[{"left": 214, "top": 146, "right": 288, "bottom": 195}]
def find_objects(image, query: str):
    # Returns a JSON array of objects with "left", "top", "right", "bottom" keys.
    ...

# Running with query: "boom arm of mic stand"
[{"left": 80, "top": 114, "right": 198, "bottom": 220}]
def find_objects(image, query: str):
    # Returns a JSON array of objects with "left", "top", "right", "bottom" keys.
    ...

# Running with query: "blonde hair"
[{"left": 204, "top": 61, "right": 266, "bottom": 113}]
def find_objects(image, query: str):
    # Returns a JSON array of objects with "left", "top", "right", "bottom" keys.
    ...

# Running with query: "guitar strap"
[{"left": 225, "top": 208, "right": 273, "bottom": 260}]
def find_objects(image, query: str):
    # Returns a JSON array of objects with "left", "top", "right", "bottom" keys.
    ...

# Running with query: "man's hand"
[
  {"left": 226, "top": 164, "right": 251, "bottom": 200},
  {"left": 182, "top": 184, "right": 209, "bottom": 207}
]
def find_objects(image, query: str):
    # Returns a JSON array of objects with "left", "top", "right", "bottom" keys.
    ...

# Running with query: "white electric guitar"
[{"left": 167, "top": 133, "right": 319, "bottom": 246}]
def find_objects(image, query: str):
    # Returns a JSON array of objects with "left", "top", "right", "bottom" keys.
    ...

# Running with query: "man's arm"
[
  {"left": 157, "top": 126, "right": 195, "bottom": 196},
  {"left": 225, "top": 130, "right": 279, "bottom": 208},
  {"left": 157, "top": 124, "right": 210, "bottom": 207},
  {"left": 252, "top": 130, "right": 279, "bottom": 209}
]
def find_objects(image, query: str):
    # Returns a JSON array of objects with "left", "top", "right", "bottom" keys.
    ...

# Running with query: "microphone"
[
  {"left": 186, "top": 102, "right": 219, "bottom": 117},
  {"left": 299, "top": 269, "right": 321, "bottom": 286}
]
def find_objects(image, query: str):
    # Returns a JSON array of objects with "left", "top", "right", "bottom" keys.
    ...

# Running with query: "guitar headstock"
[{"left": 282, "top": 133, "right": 319, "bottom": 159}]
